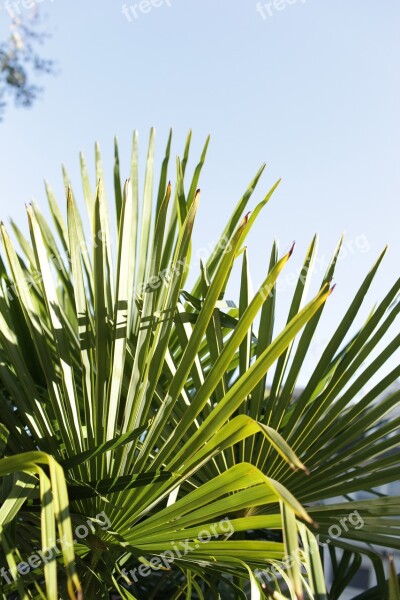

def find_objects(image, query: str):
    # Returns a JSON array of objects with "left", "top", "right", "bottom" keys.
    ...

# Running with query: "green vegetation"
[{"left": 0, "top": 130, "right": 398, "bottom": 599}]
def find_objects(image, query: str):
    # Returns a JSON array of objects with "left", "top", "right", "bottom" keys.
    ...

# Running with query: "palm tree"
[{"left": 0, "top": 130, "right": 398, "bottom": 599}]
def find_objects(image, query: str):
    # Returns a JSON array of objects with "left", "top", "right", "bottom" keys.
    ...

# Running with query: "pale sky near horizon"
[{"left": 0, "top": 0, "right": 399, "bottom": 386}]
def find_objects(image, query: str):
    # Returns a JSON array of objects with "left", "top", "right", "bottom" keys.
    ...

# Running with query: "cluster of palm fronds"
[{"left": 0, "top": 130, "right": 399, "bottom": 599}]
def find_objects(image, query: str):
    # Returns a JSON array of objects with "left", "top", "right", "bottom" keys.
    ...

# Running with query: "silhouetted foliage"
[{"left": 0, "top": 11, "right": 54, "bottom": 120}]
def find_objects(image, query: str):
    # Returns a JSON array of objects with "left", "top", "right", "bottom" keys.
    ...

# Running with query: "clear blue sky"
[{"left": 0, "top": 0, "right": 399, "bottom": 384}]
